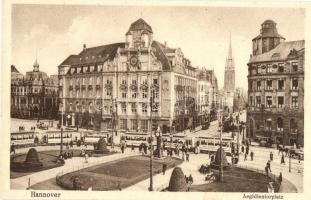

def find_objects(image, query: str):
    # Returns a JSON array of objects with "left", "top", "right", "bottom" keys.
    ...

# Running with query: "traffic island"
[
  {"left": 190, "top": 167, "right": 280, "bottom": 192},
  {"left": 10, "top": 148, "right": 64, "bottom": 178},
  {"left": 56, "top": 155, "right": 182, "bottom": 191}
]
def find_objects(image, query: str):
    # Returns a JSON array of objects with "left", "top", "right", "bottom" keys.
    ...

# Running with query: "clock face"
[{"left": 129, "top": 56, "right": 139, "bottom": 67}]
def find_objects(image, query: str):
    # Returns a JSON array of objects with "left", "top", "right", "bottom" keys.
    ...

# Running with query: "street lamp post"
[
  {"left": 149, "top": 89, "right": 154, "bottom": 191},
  {"left": 60, "top": 101, "right": 64, "bottom": 154},
  {"left": 219, "top": 112, "right": 223, "bottom": 182}
]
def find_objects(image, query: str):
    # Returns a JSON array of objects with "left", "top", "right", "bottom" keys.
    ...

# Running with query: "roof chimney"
[{"left": 83, "top": 44, "right": 87, "bottom": 51}]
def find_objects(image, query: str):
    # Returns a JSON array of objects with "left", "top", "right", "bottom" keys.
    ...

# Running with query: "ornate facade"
[
  {"left": 58, "top": 19, "right": 197, "bottom": 134},
  {"left": 247, "top": 20, "right": 304, "bottom": 147},
  {"left": 11, "top": 62, "right": 59, "bottom": 119}
]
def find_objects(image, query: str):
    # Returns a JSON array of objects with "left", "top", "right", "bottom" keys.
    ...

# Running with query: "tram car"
[
  {"left": 194, "top": 136, "right": 233, "bottom": 155},
  {"left": 161, "top": 134, "right": 195, "bottom": 149},
  {"left": 42, "top": 130, "right": 76, "bottom": 145},
  {"left": 11, "top": 131, "right": 39, "bottom": 147},
  {"left": 82, "top": 131, "right": 112, "bottom": 144}
]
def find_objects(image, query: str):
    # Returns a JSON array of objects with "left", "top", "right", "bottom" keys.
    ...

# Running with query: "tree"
[{"left": 168, "top": 167, "right": 187, "bottom": 191}]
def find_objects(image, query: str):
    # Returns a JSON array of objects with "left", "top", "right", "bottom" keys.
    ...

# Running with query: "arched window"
[{"left": 277, "top": 118, "right": 283, "bottom": 131}]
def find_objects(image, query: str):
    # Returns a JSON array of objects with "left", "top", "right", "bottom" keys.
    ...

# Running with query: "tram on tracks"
[
  {"left": 195, "top": 136, "right": 234, "bottom": 155},
  {"left": 10, "top": 131, "right": 39, "bottom": 146}
]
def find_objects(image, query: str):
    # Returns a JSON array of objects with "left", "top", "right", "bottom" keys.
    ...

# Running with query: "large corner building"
[
  {"left": 247, "top": 20, "right": 304, "bottom": 147},
  {"left": 58, "top": 19, "right": 197, "bottom": 134}
]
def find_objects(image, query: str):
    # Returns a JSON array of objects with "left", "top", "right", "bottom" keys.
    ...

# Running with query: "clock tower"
[{"left": 125, "top": 18, "right": 153, "bottom": 49}]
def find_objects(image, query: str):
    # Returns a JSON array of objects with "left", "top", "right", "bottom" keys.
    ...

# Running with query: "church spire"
[{"left": 228, "top": 31, "right": 232, "bottom": 59}]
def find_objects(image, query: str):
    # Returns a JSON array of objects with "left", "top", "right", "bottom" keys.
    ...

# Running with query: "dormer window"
[
  {"left": 278, "top": 63, "right": 284, "bottom": 72},
  {"left": 98, "top": 64, "right": 103, "bottom": 72},
  {"left": 292, "top": 62, "right": 298, "bottom": 72},
  {"left": 90, "top": 65, "right": 95, "bottom": 72}
]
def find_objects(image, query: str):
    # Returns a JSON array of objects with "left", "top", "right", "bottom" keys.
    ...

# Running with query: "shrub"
[{"left": 168, "top": 167, "right": 187, "bottom": 192}]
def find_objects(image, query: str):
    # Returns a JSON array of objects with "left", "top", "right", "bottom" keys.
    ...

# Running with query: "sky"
[{"left": 12, "top": 5, "right": 305, "bottom": 89}]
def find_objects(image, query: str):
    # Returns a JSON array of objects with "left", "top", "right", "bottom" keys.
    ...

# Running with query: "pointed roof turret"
[
  {"left": 33, "top": 58, "right": 39, "bottom": 72},
  {"left": 228, "top": 32, "right": 232, "bottom": 59}
]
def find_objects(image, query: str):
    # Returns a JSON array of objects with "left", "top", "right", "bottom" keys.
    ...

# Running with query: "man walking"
[
  {"left": 250, "top": 151, "right": 254, "bottom": 161},
  {"left": 270, "top": 152, "right": 273, "bottom": 161},
  {"left": 162, "top": 163, "right": 167, "bottom": 175},
  {"left": 281, "top": 153, "right": 285, "bottom": 165}
]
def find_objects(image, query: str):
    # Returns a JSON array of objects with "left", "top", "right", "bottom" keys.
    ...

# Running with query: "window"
[
  {"left": 292, "top": 62, "right": 298, "bottom": 72},
  {"left": 266, "top": 120, "right": 272, "bottom": 131},
  {"left": 278, "top": 80, "right": 284, "bottom": 90},
  {"left": 266, "top": 96, "right": 272, "bottom": 108},
  {"left": 153, "top": 78, "right": 158, "bottom": 85},
  {"left": 121, "top": 103, "right": 127, "bottom": 113},
  {"left": 292, "top": 79, "right": 298, "bottom": 90},
  {"left": 132, "top": 79, "right": 137, "bottom": 85},
  {"left": 132, "top": 90, "right": 137, "bottom": 98},
  {"left": 257, "top": 66, "right": 261, "bottom": 74},
  {"left": 141, "top": 120, "right": 148, "bottom": 130},
  {"left": 131, "top": 119, "right": 138, "bottom": 130},
  {"left": 89, "top": 77, "right": 93, "bottom": 85},
  {"left": 90, "top": 65, "right": 95, "bottom": 72},
  {"left": 97, "top": 64, "right": 103, "bottom": 72},
  {"left": 121, "top": 79, "right": 127, "bottom": 85},
  {"left": 122, "top": 90, "right": 127, "bottom": 98},
  {"left": 256, "top": 96, "right": 261, "bottom": 107},
  {"left": 257, "top": 81, "right": 261, "bottom": 90},
  {"left": 277, "top": 96, "right": 284, "bottom": 108},
  {"left": 292, "top": 96, "right": 298, "bottom": 108},
  {"left": 278, "top": 63, "right": 284, "bottom": 72},
  {"left": 142, "top": 103, "right": 148, "bottom": 114},
  {"left": 119, "top": 119, "right": 127, "bottom": 130},
  {"left": 142, "top": 89, "right": 148, "bottom": 98},
  {"left": 266, "top": 80, "right": 273, "bottom": 90},
  {"left": 131, "top": 103, "right": 137, "bottom": 113},
  {"left": 290, "top": 119, "right": 298, "bottom": 133},
  {"left": 152, "top": 102, "right": 159, "bottom": 113},
  {"left": 142, "top": 76, "right": 148, "bottom": 85},
  {"left": 249, "top": 96, "right": 253, "bottom": 106},
  {"left": 267, "top": 64, "right": 272, "bottom": 73},
  {"left": 153, "top": 89, "right": 159, "bottom": 99},
  {"left": 76, "top": 90, "right": 80, "bottom": 98},
  {"left": 106, "top": 88, "right": 112, "bottom": 97},
  {"left": 277, "top": 118, "right": 283, "bottom": 131},
  {"left": 96, "top": 77, "right": 100, "bottom": 85},
  {"left": 83, "top": 66, "right": 88, "bottom": 73}
]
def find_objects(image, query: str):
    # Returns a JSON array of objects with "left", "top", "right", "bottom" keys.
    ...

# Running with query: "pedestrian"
[
  {"left": 250, "top": 151, "right": 254, "bottom": 161},
  {"left": 270, "top": 152, "right": 273, "bottom": 161},
  {"left": 241, "top": 146, "right": 244, "bottom": 153},
  {"left": 278, "top": 172, "right": 282, "bottom": 185},
  {"left": 84, "top": 153, "right": 88, "bottom": 163},
  {"left": 188, "top": 174, "right": 193, "bottom": 185},
  {"left": 186, "top": 153, "right": 190, "bottom": 162},
  {"left": 281, "top": 153, "right": 285, "bottom": 165},
  {"left": 131, "top": 144, "right": 135, "bottom": 152},
  {"left": 182, "top": 152, "right": 185, "bottom": 161},
  {"left": 10, "top": 143, "right": 16, "bottom": 155},
  {"left": 231, "top": 154, "right": 235, "bottom": 165},
  {"left": 246, "top": 145, "right": 249, "bottom": 155},
  {"left": 162, "top": 163, "right": 167, "bottom": 175},
  {"left": 244, "top": 152, "right": 247, "bottom": 161},
  {"left": 211, "top": 154, "right": 215, "bottom": 163},
  {"left": 267, "top": 160, "right": 272, "bottom": 172},
  {"left": 121, "top": 144, "right": 125, "bottom": 154}
]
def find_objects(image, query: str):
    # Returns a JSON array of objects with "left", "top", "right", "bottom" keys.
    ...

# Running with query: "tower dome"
[
  {"left": 252, "top": 19, "right": 285, "bottom": 55},
  {"left": 126, "top": 18, "right": 153, "bottom": 34}
]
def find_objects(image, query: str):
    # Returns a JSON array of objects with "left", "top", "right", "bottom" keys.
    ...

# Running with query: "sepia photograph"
[{"left": 1, "top": 1, "right": 310, "bottom": 199}]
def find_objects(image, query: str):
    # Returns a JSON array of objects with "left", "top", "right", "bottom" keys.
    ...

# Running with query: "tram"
[
  {"left": 195, "top": 136, "right": 234, "bottom": 155},
  {"left": 11, "top": 131, "right": 39, "bottom": 146},
  {"left": 42, "top": 130, "right": 76, "bottom": 144},
  {"left": 82, "top": 131, "right": 112, "bottom": 144}
]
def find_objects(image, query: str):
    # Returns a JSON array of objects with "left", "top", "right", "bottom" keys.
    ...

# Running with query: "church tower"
[{"left": 224, "top": 34, "right": 235, "bottom": 92}]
